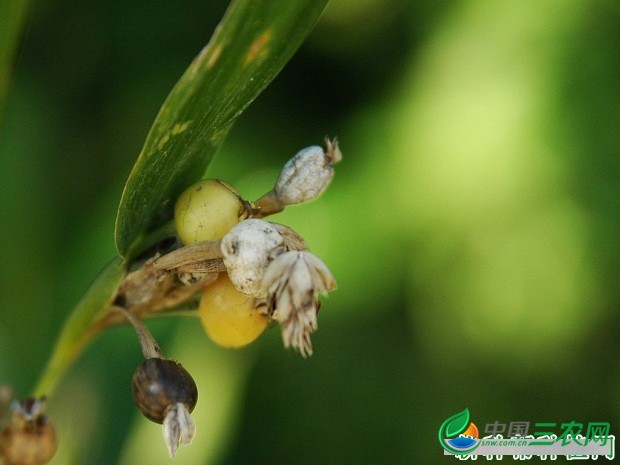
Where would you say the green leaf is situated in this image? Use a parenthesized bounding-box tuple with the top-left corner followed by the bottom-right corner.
(444, 408, 471, 437)
(0, 1, 29, 127)
(33, 257, 126, 397)
(115, 0, 329, 260)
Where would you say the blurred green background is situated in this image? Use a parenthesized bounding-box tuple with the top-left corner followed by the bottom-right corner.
(1, 0, 620, 463)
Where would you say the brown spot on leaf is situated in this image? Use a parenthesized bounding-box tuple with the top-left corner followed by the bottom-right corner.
(245, 31, 272, 65)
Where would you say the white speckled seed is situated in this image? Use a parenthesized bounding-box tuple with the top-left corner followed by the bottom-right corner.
(273, 139, 342, 206)
(220, 219, 285, 297)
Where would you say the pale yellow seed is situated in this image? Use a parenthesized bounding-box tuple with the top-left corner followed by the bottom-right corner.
(174, 179, 243, 245)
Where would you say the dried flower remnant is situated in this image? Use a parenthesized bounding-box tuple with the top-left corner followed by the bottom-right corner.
(260, 251, 337, 357)
(255, 138, 342, 216)
(0, 397, 57, 465)
(163, 402, 196, 459)
(274, 137, 342, 205)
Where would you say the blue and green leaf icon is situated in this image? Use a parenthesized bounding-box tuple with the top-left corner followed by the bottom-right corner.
(438, 408, 480, 455)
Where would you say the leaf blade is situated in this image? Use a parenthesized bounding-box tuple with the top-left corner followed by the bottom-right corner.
(115, 0, 329, 259)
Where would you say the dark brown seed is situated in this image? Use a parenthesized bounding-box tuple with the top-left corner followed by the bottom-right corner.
(131, 358, 198, 424)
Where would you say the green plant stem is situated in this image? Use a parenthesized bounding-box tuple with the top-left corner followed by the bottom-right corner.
(32, 257, 126, 397)
(31, 256, 202, 397)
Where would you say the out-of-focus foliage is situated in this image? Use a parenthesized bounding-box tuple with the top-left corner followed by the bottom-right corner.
(0, 0, 28, 126)
(1, 0, 619, 464)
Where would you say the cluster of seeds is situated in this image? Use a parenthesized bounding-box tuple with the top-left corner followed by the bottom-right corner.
(173, 139, 341, 355)
(1, 139, 342, 463)
(116, 138, 341, 457)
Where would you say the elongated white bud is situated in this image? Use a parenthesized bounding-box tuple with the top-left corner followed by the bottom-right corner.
(273, 138, 342, 206)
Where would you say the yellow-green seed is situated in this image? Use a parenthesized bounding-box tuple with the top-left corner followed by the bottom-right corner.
(174, 179, 244, 245)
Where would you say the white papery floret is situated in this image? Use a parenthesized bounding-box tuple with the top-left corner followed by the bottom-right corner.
(163, 402, 196, 459)
(260, 251, 336, 357)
